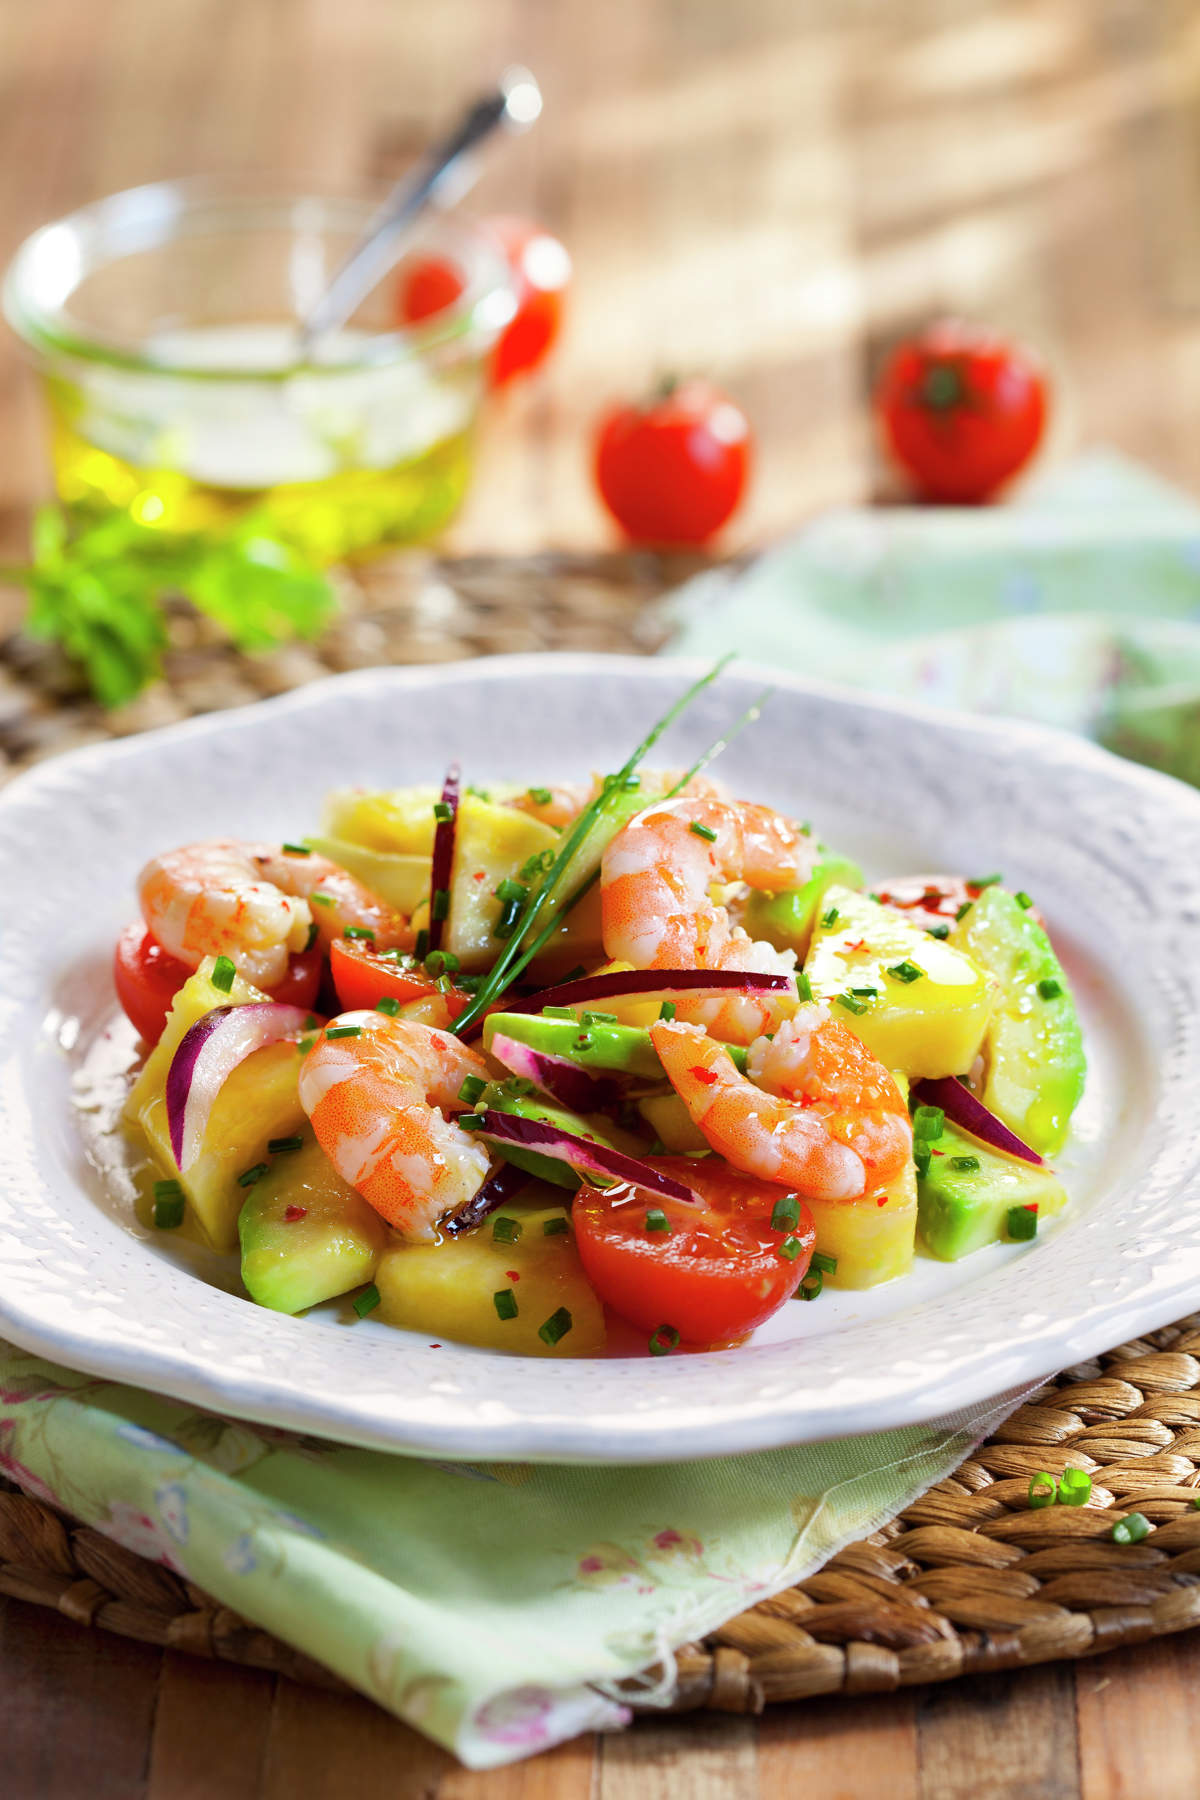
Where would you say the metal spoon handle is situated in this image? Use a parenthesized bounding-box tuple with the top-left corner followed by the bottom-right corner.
(297, 66, 541, 354)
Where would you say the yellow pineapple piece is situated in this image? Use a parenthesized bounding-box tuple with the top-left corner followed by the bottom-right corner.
(803, 1071, 916, 1288)
(804, 886, 994, 1078)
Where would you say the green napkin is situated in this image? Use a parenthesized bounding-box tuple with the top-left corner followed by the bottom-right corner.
(0, 1342, 1029, 1767)
(666, 449, 1200, 782)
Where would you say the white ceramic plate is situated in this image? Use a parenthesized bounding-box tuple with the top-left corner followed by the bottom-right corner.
(1, 655, 1198, 1464)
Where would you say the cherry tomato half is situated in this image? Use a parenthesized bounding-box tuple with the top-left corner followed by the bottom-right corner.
(593, 380, 752, 548)
(329, 937, 471, 1024)
(876, 320, 1047, 504)
(572, 1156, 813, 1348)
(396, 216, 571, 387)
(113, 924, 324, 1046)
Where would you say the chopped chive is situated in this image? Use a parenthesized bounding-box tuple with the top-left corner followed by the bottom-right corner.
(659, 1001, 677, 1021)
(494, 878, 528, 904)
(433, 801, 454, 823)
(424, 950, 460, 978)
(519, 849, 555, 881)
(795, 1267, 824, 1300)
(310, 891, 334, 908)
(528, 786, 554, 805)
(1007, 1204, 1038, 1241)
(1028, 1471, 1057, 1509)
(153, 1193, 185, 1229)
(466, 784, 491, 801)
(267, 1135, 304, 1155)
(581, 1010, 618, 1026)
(644, 1208, 672, 1234)
(493, 1288, 519, 1321)
(297, 1035, 316, 1056)
(154, 1177, 183, 1199)
(543, 1005, 576, 1020)
(538, 1306, 573, 1346)
(955, 901, 973, 922)
(375, 996, 401, 1016)
(304, 920, 319, 952)
(431, 888, 450, 923)
(778, 1235, 804, 1262)
(970, 874, 1002, 890)
(913, 1105, 945, 1142)
(949, 1155, 981, 1172)
(493, 1216, 522, 1244)
(493, 897, 522, 940)
(343, 925, 376, 941)
(353, 1284, 381, 1319)
(458, 1075, 487, 1106)
(689, 821, 718, 842)
(821, 906, 839, 929)
(326, 1025, 362, 1040)
(848, 985, 878, 998)
(887, 961, 924, 984)
(282, 841, 311, 856)
(237, 1162, 268, 1188)
(835, 992, 869, 1016)
(305, 1014, 320, 1029)
(1038, 976, 1063, 1001)
(414, 928, 430, 961)
(211, 954, 236, 993)
(1112, 1512, 1151, 1545)
(796, 970, 814, 1003)
(648, 1323, 681, 1356)
(543, 1216, 570, 1236)
(926, 922, 951, 939)
(811, 1251, 838, 1275)
(770, 1195, 801, 1232)
(1059, 1467, 1093, 1507)
(914, 1143, 932, 1179)
(1015, 891, 1034, 910)
(457, 1113, 486, 1131)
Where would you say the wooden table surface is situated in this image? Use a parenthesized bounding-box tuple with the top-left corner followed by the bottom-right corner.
(5, 1, 1200, 1795)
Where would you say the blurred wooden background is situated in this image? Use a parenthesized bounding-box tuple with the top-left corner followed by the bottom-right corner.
(7, 1, 1200, 1795)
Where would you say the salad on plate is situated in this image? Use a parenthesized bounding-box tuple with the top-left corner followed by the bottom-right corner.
(111, 666, 1086, 1359)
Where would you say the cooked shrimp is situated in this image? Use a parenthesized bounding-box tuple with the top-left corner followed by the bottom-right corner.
(648, 1009, 912, 1201)
(505, 782, 593, 830)
(139, 841, 411, 990)
(601, 796, 818, 1042)
(298, 1012, 493, 1239)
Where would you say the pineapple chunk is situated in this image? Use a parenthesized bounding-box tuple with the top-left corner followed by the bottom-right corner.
(445, 796, 560, 969)
(375, 1199, 606, 1355)
(305, 833, 430, 915)
(804, 886, 994, 1078)
(126, 959, 308, 1253)
(321, 786, 441, 854)
(803, 1072, 916, 1288)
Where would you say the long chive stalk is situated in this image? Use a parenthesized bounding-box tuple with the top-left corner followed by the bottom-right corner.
(663, 687, 774, 798)
(450, 658, 733, 1036)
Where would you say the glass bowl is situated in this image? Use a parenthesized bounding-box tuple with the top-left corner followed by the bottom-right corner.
(3, 179, 516, 562)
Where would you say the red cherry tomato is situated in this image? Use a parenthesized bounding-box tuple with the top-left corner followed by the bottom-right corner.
(113, 924, 324, 1045)
(396, 216, 570, 387)
(329, 937, 470, 1021)
(572, 1156, 813, 1347)
(876, 321, 1047, 503)
(593, 380, 752, 547)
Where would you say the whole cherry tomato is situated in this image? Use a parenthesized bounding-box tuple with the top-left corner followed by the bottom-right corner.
(396, 216, 570, 386)
(113, 924, 324, 1045)
(593, 380, 752, 547)
(572, 1156, 813, 1347)
(876, 321, 1048, 503)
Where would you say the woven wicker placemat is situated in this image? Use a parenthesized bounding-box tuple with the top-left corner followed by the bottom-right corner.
(3, 552, 1199, 1714)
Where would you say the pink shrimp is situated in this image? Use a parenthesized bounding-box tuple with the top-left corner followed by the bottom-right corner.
(139, 841, 412, 990)
(298, 1012, 493, 1239)
(649, 1010, 912, 1201)
(601, 795, 819, 1042)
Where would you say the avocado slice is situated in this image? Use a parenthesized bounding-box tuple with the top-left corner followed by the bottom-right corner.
(916, 1120, 1067, 1261)
(483, 1011, 749, 1079)
(743, 849, 864, 958)
(238, 1135, 389, 1314)
(949, 887, 1085, 1156)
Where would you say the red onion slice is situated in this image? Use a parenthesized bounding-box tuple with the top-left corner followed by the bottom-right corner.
(166, 1002, 312, 1172)
(427, 761, 460, 954)
(476, 1110, 699, 1203)
(495, 967, 794, 1018)
(442, 1162, 530, 1237)
(912, 1076, 1044, 1167)
(488, 1031, 623, 1115)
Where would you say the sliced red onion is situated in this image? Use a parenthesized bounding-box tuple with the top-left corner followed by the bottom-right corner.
(496, 967, 794, 1017)
(442, 1161, 530, 1237)
(477, 1110, 699, 1203)
(427, 761, 460, 954)
(913, 1076, 1044, 1167)
(488, 1031, 623, 1115)
(166, 1002, 312, 1172)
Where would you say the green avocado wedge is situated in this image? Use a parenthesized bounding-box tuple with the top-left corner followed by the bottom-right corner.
(743, 849, 864, 959)
(949, 886, 1086, 1156)
(482, 1011, 749, 1079)
(917, 1121, 1068, 1261)
(238, 1135, 388, 1314)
